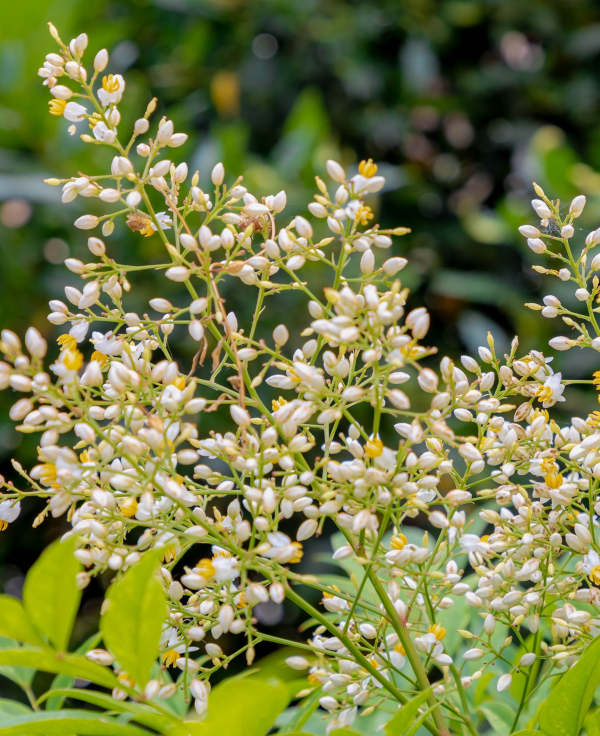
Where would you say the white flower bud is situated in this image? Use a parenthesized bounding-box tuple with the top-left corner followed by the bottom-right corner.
(297, 518, 318, 541)
(497, 674, 512, 692)
(531, 199, 552, 219)
(211, 162, 225, 186)
(93, 49, 109, 72)
(518, 225, 541, 238)
(273, 324, 289, 346)
(548, 336, 572, 351)
(326, 159, 346, 182)
(527, 238, 546, 254)
(561, 224, 574, 238)
(230, 405, 250, 428)
(25, 327, 47, 358)
(74, 215, 99, 230)
(165, 266, 190, 282)
(295, 216, 313, 238)
(569, 195, 586, 217)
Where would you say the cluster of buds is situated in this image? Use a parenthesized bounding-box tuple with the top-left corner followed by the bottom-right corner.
(0, 23, 598, 735)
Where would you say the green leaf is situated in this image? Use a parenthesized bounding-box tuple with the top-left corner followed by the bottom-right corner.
(0, 595, 46, 647)
(0, 698, 31, 715)
(0, 710, 153, 735)
(330, 730, 363, 735)
(45, 631, 102, 711)
(0, 648, 119, 690)
(384, 689, 431, 736)
(538, 635, 600, 736)
(38, 688, 177, 731)
(584, 710, 600, 736)
(182, 672, 291, 736)
(479, 702, 515, 735)
(100, 550, 167, 688)
(22, 535, 82, 650)
(0, 636, 35, 691)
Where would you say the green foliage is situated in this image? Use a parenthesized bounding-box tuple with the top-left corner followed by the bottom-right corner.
(100, 550, 167, 689)
(538, 636, 600, 736)
(22, 535, 81, 650)
(384, 690, 432, 736)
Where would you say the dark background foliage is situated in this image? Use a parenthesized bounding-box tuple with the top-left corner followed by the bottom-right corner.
(1, 0, 600, 665)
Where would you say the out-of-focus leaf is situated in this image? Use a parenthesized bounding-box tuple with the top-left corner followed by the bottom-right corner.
(38, 688, 177, 731)
(182, 670, 291, 736)
(0, 710, 153, 735)
(22, 535, 81, 651)
(0, 637, 35, 691)
(0, 699, 30, 715)
(0, 648, 118, 689)
(0, 596, 45, 647)
(538, 635, 600, 735)
(384, 689, 431, 736)
(44, 631, 102, 711)
(101, 550, 167, 689)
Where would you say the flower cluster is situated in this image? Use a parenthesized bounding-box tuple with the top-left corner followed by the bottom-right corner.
(1, 23, 600, 734)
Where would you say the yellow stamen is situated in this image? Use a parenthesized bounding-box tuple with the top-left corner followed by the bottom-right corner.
(63, 349, 83, 371)
(391, 533, 408, 550)
(272, 396, 287, 411)
(544, 472, 563, 490)
(171, 376, 186, 391)
(91, 350, 108, 366)
(163, 546, 177, 563)
(88, 112, 102, 130)
(48, 98, 67, 116)
(0, 521, 8, 532)
(427, 623, 447, 641)
(140, 221, 154, 237)
(358, 158, 378, 178)
(195, 558, 216, 580)
(590, 565, 600, 586)
(588, 411, 600, 428)
(393, 642, 406, 656)
(161, 649, 179, 668)
(355, 204, 374, 226)
(289, 542, 303, 564)
(57, 333, 77, 351)
(101, 74, 121, 94)
(119, 497, 138, 518)
(535, 385, 553, 404)
(39, 463, 57, 485)
(365, 437, 383, 458)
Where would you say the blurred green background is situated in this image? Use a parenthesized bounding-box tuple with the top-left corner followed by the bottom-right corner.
(1, 0, 600, 662)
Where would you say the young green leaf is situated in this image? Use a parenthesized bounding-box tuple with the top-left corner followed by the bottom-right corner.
(38, 688, 178, 731)
(0, 595, 46, 647)
(100, 550, 167, 689)
(384, 689, 431, 736)
(0, 648, 119, 689)
(22, 535, 82, 651)
(182, 672, 292, 736)
(0, 709, 153, 735)
(538, 635, 600, 736)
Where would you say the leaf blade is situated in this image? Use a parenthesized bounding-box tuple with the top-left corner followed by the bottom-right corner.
(22, 535, 82, 651)
(100, 551, 167, 688)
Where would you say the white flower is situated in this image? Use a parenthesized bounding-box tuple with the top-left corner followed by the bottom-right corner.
(98, 74, 125, 106)
(150, 211, 172, 231)
(460, 534, 489, 556)
(537, 372, 565, 408)
(212, 555, 239, 582)
(64, 101, 87, 122)
(0, 500, 21, 526)
(92, 121, 116, 143)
